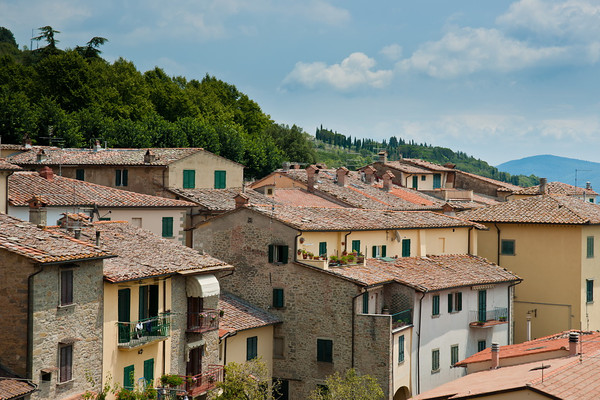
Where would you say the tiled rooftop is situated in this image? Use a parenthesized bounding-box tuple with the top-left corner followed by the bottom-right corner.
(401, 158, 455, 172)
(330, 255, 519, 291)
(0, 213, 112, 263)
(513, 181, 599, 196)
(66, 221, 232, 282)
(218, 293, 281, 336)
(0, 377, 37, 400)
(9, 171, 195, 208)
(455, 170, 523, 192)
(168, 188, 276, 211)
(460, 195, 600, 224)
(379, 161, 432, 174)
(247, 205, 483, 232)
(0, 158, 21, 170)
(272, 188, 344, 208)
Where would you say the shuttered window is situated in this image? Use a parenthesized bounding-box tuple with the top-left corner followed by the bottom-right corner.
(402, 239, 411, 257)
(317, 339, 333, 363)
(124, 365, 135, 390)
(455, 292, 462, 311)
(432, 295, 440, 316)
(214, 170, 226, 189)
(362, 292, 369, 314)
(118, 288, 131, 343)
(144, 358, 154, 385)
(59, 344, 73, 382)
(115, 169, 128, 186)
(183, 170, 196, 189)
(61, 269, 73, 306)
(247, 336, 258, 360)
(478, 340, 487, 352)
(76, 169, 85, 181)
(451, 345, 459, 366)
(588, 236, 594, 258)
(352, 240, 361, 253)
(433, 174, 441, 189)
(162, 217, 173, 238)
(268, 244, 288, 264)
(501, 239, 515, 255)
(319, 242, 327, 257)
(448, 293, 454, 313)
(587, 279, 594, 303)
(412, 176, 418, 189)
(432, 349, 440, 372)
(273, 288, 284, 308)
(398, 335, 405, 363)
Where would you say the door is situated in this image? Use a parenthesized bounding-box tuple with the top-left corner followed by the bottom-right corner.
(118, 288, 131, 343)
(433, 174, 441, 189)
(412, 176, 418, 189)
(187, 297, 204, 330)
(187, 346, 203, 376)
(478, 290, 487, 322)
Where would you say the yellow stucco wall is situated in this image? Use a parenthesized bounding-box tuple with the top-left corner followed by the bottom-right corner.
(580, 226, 600, 331)
(476, 223, 583, 342)
(251, 173, 306, 190)
(401, 173, 446, 191)
(0, 171, 8, 213)
(392, 327, 412, 399)
(105, 208, 188, 244)
(103, 278, 172, 398)
(169, 151, 244, 189)
(223, 326, 274, 377)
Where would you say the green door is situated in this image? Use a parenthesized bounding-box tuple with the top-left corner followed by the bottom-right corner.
(351, 240, 361, 253)
(402, 239, 411, 257)
(478, 290, 487, 322)
(412, 176, 418, 189)
(118, 289, 131, 343)
(144, 359, 154, 385)
(124, 365, 134, 390)
(433, 174, 441, 189)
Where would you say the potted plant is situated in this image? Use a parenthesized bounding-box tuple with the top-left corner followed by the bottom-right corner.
(307, 252, 314, 259)
(160, 374, 184, 388)
(329, 255, 339, 265)
(302, 250, 308, 259)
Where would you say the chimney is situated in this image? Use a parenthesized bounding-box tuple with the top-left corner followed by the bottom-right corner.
(144, 149, 156, 164)
(95, 231, 101, 247)
(382, 170, 395, 192)
(306, 165, 318, 193)
(586, 182, 592, 190)
(234, 193, 249, 209)
(282, 162, 290, 171)
(93, 140, 102, 152)
(36, 149, 47, 163)
(336, 167, 349, 187)
(539, 178, 547, 194)
(364, 166, 376, 184)
(491, 342, 500, 369)
(378, 151, 388, 164)
(444, 163, 456, 169)
(74, 229, 81, 239)
(28, 196, 47, 227)
(39, 166, 54, 181)
(569, 332, 579, 356)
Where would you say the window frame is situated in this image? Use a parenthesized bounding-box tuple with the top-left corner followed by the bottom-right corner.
(431, 348, 440, 372)
(501, 239, 516, 256)
(183, 169, 196, 189)
(402, 239, 411, 257)
(317, 339, 333, 363)
(60, 269, 74, 306)
(214, 170, 226, 189)
(398, 335, 405, 363)
(115, 169, 129, 187)
(273, 288, 285, 308)
(268, 244, 289, 264)
(587, 279, 594, 303)
(478, 340, 487, 352)
(450, 344, 459, 366)
(75, 169, 85, 181)
(162, 217, 174, 238)
(587, 236, 595, 258)
(59, 344, 73, 383)
(318, 242, 327, 257)
(352, 240, 361, 253)
(247, 336, 258, 361)
(432, 294, 440, 316)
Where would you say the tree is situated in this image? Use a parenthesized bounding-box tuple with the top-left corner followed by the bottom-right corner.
(308, 369, 384, 400)
(76, 36, 108, 59)
(210, 359, 277, 400)
(33, 26, 60, 49)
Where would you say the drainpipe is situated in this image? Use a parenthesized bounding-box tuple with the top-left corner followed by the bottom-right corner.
(467, 227, 473, 255)
(416, 291, 426, 395)
(294, 232, 302, 262)
(27, 265, 45, 379)
(344, 231, 352, 254)
(494, 223, 501, 265)
(507, 279, 523, 344)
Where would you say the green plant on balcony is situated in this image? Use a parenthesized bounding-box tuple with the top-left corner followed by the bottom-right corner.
(160, 374, 184, 388)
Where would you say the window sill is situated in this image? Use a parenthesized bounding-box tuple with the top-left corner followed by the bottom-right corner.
(271, 306, 286, 311)
(57, 303, 76, 310)
(431, 314, 440, 318)
(431, 369, 440, 374)
(56, 379, 74, 386)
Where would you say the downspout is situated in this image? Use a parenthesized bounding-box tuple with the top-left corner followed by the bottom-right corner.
(468, 227, 473, 255)
(27, 265, 44, 379)
(494, 223, 501, 265)
(416, 291, 426, 395)
(507, 279, 523, 345)
(344, 231, 352, 254)
(294, 232, 302, 262)
(163, 279, 167, 376)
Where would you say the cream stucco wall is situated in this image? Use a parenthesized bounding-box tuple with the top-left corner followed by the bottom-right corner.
(222, 326, 274, 377)
(0, 171, 9, 213)
(103, 278, 172, 398)
(169, 151, 244, 189)
(401, 173, 446, 191)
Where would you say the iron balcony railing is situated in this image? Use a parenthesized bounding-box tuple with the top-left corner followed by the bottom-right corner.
(176, 365, 224, 397)
(187, 309, 220, 333)
(469, 307, 508, 325)
(391, 309, 413, 329)
(118, 313, 170, 348)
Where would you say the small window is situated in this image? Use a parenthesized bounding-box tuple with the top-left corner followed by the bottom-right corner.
(247, 336, 258, 360)
(183, 170, 196, 189)
(398, 335, 405, 363)
(412, 176, 418, 189)
(268, 245, 289, 264)
(162, 217, 174, 238)
(501, 239, 515, 255)
(61, 269, 73, 306)
(448, 293, 453, 313)
(274, 337, 284, 359)
(317, 339, 333, 363)
(587, 236, 594, 258)
(75, 169, 85, 181)
(371, 245, 387, 258)
(59, 344, 73, 383)
(421, 175, 426, 181)
(478, 340, 487, 352)
(432, 295, 440, 316)
(124, 365, 134, 390)
(214, 170, 226, 189)
(431, 349, 440, 372)
(273, 288, 284, 308)
(319, 242, 327, 257)
(402, 239, 411, 257)
(115, 169, 128, 186)
(587, 279, 594, 303)
(362, 292, 369, 314)
(455, 292, 462, 311)
(451, 344, 459, 366)
(351, 240, 361, 253)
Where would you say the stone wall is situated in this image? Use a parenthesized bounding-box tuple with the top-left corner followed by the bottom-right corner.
(354, 314, 393, 398)
(454, 172, 501, 198)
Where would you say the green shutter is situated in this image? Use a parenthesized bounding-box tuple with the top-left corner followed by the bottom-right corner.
(588, 236, 594, 258)
(456, 292, 462, 311)
(268, 245, 274, 263)
(143, 359, 154, 385)
(432, 295, 440, 316)
(214, 170, 226, 189)
(124, 365, 134, 390)
(115, 169, 122, 186)
(448, 293, 453, 313)
(149, 285, 159, 318)
(247, 336, 258, 360)
(372, 246, 377, 258)
(139, 285, 148, 320)
(433, 174, 441, 189)
(76, 169, 85, 181)
(280, 245, 288, 264)
(478, 290, 487, 322)
(398, 335, 405, 362)
(587, 280, 594, 303)
(183, 170, 196, 189)
(273, 289, 284, 308)
(319, 242, 327, 257)
(451, 345, 459, 365)
(478, 340, 486, 352)
(432, 349, 439, 371)
(162, 217, 173, 237)
(352, 240, 361, 253)
(362, 292, 369, 314)
(402, 239, 411, 257)
(381, 245, 387, 257)
(122, 169, 128, 186)
(412, 175, 418, 189)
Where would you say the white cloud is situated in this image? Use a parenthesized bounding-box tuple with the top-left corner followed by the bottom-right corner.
(0, 0, 92, 28)
(397, 27, 568, 78)
(283, 52, 393, 90)
(380, 44, 403, 60)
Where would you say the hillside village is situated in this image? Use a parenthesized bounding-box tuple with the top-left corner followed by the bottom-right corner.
(1, 143, 600, 400)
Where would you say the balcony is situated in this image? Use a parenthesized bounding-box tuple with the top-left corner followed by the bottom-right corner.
(177, 365, 224, 397)
(118, 313, 170, 349)
(391, 309, 413, 330)
(469, 307, 508, 328)
(187, 309, 220, 333)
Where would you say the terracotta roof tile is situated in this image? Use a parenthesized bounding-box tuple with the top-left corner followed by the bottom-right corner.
(0, 378, 37, 400)
(219, 293, 281, 334)
(329, 255, 519, 291)
(455, 170, 523, 191)
(168, 188, 275, 211)
(272, 188, 343, 207)
(0, 214, 112, 263)
(460, 195, 600, 224)
(0, 159, 21, 171)
(9, 171, 195, 208)
(513, 181, 599, 196)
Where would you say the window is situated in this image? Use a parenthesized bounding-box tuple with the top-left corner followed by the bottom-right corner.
(448, 293, 453, 313)
(274, 337, 284, 359)
(319, 242, 327, 257)
(398, 335, 405, 363)
(432, 295, 440, 316)
(76, 169, 85, 181)
(587, 279, 594, 303)
(402, 239, 411, 257)
(501, 239, 515, 255)
(273, 288, 284, 308)
(123, 365, 135, 390)
(115, 169, 128, 186)
(162, 217, 173, 238)
(60, 269, 73, 306)
(214, 170, 226, 189)
(59, 344, 73, 383)
(268, 244, 289, 264)
(118, 288, 131, 343)
(247, 336, 258, 360)
(351, 240, 361, 253)
(412, 176, 418, 189)
(587, 236, 594, 258)
(362, 292, 369, 314)
(372, 245, 387, 258)
(433, 174, 441, 189)
(431, 349, 440, 372)
(451, 345, 459, 366)
(478, 290, 487, 323)
(143, 358, 154, 385)
(448, 292, 462, 313)
(139, 285, 159, 319)
(317, 339, 333, 363)
(131, 217, 142, 228)
(478, 340, 487, 352)
(421, 175, 426, 181)
(183, 170, 195, 189)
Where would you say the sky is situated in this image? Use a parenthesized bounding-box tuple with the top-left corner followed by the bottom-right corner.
(2, 0, 600, 166)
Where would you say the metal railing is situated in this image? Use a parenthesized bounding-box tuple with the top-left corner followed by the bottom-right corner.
(177, 365, 224, 397)
(118, 313, 170, 347)
(187, 309, 220, 333)
(391, 309, 413, 329)
(469, 307, 508, 324)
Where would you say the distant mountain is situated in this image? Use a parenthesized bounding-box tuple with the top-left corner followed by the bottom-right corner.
(497, 155, 600, 191)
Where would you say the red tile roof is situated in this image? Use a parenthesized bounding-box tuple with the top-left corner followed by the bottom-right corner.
(0, 159, 21, 171)
(0, 213, 112, 264)
(460, 195, 600, 224)
(513, 181, 599, 196)
(167, 188, 276, 211)
(329, 255, 519, 291)
(272, 188, 344, 207)
(455, 170, 523, 192)
(0, 377, 37, 400)
(9, 171, 195, 208)
(219, 293, 281, 335)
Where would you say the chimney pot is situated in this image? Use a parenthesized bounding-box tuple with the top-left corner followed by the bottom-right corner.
(364, 166, 376, 184)
(95, 231, 101, 247)
(491, 342, 500, 369)
(378, 151, 388, 164)
(36, 149, 46, 163)
(28, 196, 47, 227)
(382, 170, 395, 192)
(39, 166, 54, 181)
(306, 165, 318, 193)
(586, 182, 592, 190)
(539, 178, 548, 194)
(569, 332, 579, 356)
(93, 140, 102, 152)
(234, 193, 249, 209)
(336, 167, 349, 187)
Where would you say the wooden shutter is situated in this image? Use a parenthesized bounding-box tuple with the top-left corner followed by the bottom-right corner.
(115, 169, 122, 186)
(144, 358, 154, 384)
(162, 217, 173, 237)
(588, 236, 595, 258)
(268, 244, 274, 263)
(319, 242, 327, 257)
(412, 175, 418, 189)
(247, 336, 258, 360)
(59, 345, 72, 382)
(362, 292, 369, 314)
(448, 293, 453, 313)
(381, 245, 387, 257)
(139, 285, 148, 320)
(214, 170, 226, 189)
(124, 365, 134, 389)
(273, 289, 284, 308)
(398, 335, 404, 362)
(402, 239, 411, 257)
(433, 174, 441, 189)
(280, 245, 289, 264)
(372, 246, 377, 258)
(149, 285, 159, 318)
(61, 270, 73, 305)
(478, 290, 487, 322)
(76, 169, 85, 181)
(456, 292, 462, 311)
(122, 169, 128, 186)
(352, 240, 361, 253)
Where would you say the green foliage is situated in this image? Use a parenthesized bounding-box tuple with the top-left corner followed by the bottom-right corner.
(308, 369, 384, 400)
(210, 359, 277, 400)
(159, 374, 184, 388)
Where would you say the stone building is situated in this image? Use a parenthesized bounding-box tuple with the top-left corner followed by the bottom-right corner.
(0, 213, 112, 400)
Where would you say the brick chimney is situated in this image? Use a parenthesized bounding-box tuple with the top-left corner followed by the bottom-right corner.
(144, 149, 156, 164)
(378, 151, 387, 164)
(364, 166, 376, 184)
(336, 167, 349, 187)
(234, 193, 249, 209)
(39, 166, 54, 181)
(569, 332, 579, 356)
(382, 170, 395, 192)
(306, 165, 318, 193)
(491, 342, 500, 369)
(539, 178, 547, 194)
(28, 195, 47, 227)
